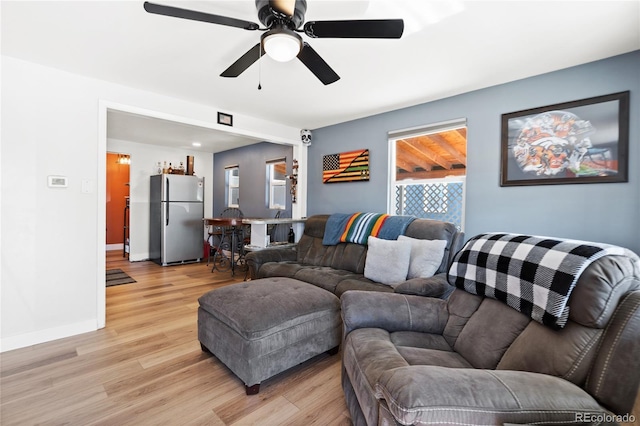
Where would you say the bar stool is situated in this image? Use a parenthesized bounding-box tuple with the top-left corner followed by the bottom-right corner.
(209, 208, 244, 273)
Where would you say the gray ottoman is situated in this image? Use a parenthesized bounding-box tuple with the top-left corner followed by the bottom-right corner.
(197, 277, 341, 395)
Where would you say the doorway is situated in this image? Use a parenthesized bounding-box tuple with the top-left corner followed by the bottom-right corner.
(97, 102, 306, 329)
(106, 152, 130, 257)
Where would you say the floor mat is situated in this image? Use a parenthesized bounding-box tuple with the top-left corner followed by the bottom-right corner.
(106, 269, 137, 287)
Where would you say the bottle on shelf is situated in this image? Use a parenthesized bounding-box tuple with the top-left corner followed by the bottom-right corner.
(156, 161, 162, 174)
(179, 161, 184, 173)
(162, 161, 168, 174)
(168, 162, 173, 174)
(288, 227, 295, 243)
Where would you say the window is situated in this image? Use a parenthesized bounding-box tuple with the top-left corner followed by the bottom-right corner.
(225, 165, 239, 208)
(266, 159, 287, 210)
(389, 119, 467, 230)
(395, 179, 465, 227)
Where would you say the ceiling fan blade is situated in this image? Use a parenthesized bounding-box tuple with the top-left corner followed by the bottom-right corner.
(144, 2, 259, 30)
(269, 0, 296, 17)
(220, 43, 263, 78)
(304, 19, 404, 39)
(297, 43, 340, 85)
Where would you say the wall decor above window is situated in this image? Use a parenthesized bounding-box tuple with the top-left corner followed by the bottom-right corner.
(217, 112, 233, 126)
(501, 91, 629, 186)
(322, 149, 370, 183)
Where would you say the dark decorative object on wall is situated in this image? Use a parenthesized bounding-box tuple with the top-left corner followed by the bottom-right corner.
(287, 159, 299, 203)
(322, 149, 370, 183)
(501, 91, 629, 186)
(218, 112, 233, 126)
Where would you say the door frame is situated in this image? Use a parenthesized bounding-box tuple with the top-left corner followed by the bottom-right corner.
(97, 100, 306, 328)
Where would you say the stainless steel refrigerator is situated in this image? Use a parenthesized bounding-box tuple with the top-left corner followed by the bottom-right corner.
(150, 174, 204, 266)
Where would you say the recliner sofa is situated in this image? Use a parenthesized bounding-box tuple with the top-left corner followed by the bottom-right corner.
(245, 214, 465, 297)
(341, 233, 640, 425)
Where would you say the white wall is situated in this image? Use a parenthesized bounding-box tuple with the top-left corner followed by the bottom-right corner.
(107, 139, 214, 261)
(0, 56, 300, 352)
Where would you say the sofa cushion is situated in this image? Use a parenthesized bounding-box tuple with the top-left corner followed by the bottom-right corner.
(297, 233, 368, 273)
(396, 347, 472, 368)
(335, 278, 394, 297)
(390, 330, 455, 352)
(375, 366, 606, 426)
(442, 289, 483, 348)
(257, 261, 303, 279)
(292, 266, 361, 293)
(453, 297, 531, 369)
(329, 243, 369, 273)
(398, 235, 447, 279)
(497, 320, 602, 386)
(364, 236, 411, 285)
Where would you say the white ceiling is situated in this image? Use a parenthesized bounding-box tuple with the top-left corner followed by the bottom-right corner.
(3, 1, 639, 152)
(106, 110, 264, 152)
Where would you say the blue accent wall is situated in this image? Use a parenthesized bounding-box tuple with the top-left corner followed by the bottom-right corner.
(213, 142, 293, 218)
(308, 51, 640, 253)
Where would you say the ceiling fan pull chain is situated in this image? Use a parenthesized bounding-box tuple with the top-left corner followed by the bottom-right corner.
(258, 43, 263, 90)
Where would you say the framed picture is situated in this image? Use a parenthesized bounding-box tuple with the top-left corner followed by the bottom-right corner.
(322, 149, 370, 183)
(500, 91, 629, 186)
(217, 112, 233, 126)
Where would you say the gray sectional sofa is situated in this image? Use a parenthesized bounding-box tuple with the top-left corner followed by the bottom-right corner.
(245, 214, 465, 297)
(341, 234, 640, 425)
(247, 216, 640, 425)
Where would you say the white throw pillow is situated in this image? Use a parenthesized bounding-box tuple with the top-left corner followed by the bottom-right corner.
(398, 236, 447, 279)
(364, 236, 412, 286)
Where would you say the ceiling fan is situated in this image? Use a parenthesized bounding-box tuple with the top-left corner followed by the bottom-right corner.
(143, 0, 404, 85)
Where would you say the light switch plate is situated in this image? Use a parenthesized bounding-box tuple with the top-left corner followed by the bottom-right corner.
(81, 179, 93, 193)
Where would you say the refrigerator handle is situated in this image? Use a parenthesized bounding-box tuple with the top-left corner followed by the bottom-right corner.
(165, 177, 170, 226)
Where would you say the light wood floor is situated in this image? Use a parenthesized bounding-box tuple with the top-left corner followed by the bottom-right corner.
(3, 253, 638, 426)
(0, 251, 352, 425)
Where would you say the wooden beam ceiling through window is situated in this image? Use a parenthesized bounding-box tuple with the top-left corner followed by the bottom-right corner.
(395, 128, 467, 180)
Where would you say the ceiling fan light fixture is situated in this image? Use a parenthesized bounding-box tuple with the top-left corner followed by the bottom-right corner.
(262, 29, 302, 62)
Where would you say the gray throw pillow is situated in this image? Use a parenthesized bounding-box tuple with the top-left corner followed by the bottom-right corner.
(398, 236, 447, 278)
(364, 236, 411, 286)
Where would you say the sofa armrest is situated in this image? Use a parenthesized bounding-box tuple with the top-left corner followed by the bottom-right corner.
(245, 247, 298, 279)
(393, 273, 454, 298)
(375, 366, 608, 426)
(341, 290, 448, 337)
(586, 290, 640, 415)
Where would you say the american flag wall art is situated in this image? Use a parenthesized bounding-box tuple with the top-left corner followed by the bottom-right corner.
(322, 149, 370, 183)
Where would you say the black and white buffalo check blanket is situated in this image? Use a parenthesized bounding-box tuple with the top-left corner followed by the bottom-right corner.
(448, 233, 639, 329)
